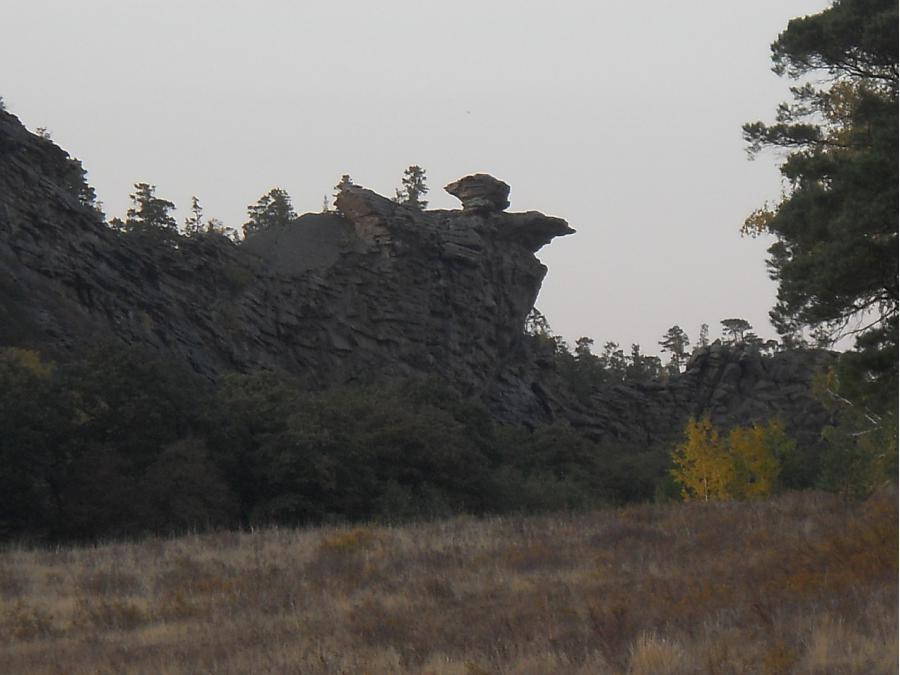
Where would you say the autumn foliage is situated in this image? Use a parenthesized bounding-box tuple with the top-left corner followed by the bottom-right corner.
(671, 416, 791, 501)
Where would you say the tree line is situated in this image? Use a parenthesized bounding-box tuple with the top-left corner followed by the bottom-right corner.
(17, 118, 430, 241)
(92, 165, 432, 243)
(0, 343, 675, 543)
(527, 308, 792, 402)
(3, 338, 890, 543)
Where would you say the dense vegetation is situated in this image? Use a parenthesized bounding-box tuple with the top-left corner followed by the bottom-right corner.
(0, 343, 680, 542)
(4, 337, 893, 543)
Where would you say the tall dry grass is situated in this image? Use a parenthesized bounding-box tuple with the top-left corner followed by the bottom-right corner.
(0, 490, 896, 674)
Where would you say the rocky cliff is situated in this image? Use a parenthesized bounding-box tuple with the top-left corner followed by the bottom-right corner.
(0, 109, 830, 447)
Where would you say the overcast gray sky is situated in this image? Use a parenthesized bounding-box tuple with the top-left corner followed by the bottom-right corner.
(2, 0, 830, 355)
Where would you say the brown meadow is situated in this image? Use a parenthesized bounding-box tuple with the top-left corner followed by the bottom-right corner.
(0, 491, 896, 674)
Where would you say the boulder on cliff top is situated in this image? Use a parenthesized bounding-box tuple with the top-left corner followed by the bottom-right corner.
(444, 174, 511, 212)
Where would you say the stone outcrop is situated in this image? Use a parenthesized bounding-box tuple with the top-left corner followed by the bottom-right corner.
(444, 174, 511, 212)
(568, 344, 834, 448)
(0, 110, 572, 403)
(0, 109, 830, 448)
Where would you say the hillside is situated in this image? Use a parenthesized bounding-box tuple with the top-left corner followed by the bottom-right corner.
(0, 108, 831, 447)
(1, 491, 896, 674)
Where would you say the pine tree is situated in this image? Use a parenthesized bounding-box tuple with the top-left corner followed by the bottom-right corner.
(625, 344, 662, 382)
(574, 336, 594, 361)
(698, 323, 710, 348)
(524, 307, 551, 336)
(205, 218, 240, 242)
(395, 165, 429, 210)
(720, 318, 752, 344)
(184, 196, 204, 235)
(125, 183, 177, 234)
(659, 325, 691, 373)
(62, 157, 100, 214)
(742, 0, 898, 391)
(243, 188, 296, 238)
(333, 174, 354, 213)
(598, 342, 627, 382)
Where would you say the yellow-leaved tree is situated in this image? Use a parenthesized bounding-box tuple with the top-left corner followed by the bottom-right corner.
(727, 421, 788, 499)
(671, 416, 790, 501)
(670, 416, 734, 501)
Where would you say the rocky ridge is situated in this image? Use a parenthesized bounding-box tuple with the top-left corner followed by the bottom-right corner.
(0, 109, 830, 447)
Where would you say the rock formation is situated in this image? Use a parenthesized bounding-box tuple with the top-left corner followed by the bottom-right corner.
(444, 174, 511, 212)
(570, 344, 833, 448)
(0, 108, 830, 448)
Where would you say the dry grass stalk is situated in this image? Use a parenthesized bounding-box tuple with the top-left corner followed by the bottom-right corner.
(0, 491, 895, 673)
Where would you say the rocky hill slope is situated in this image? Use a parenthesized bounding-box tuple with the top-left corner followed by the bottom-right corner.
(0, 109, 831, 446)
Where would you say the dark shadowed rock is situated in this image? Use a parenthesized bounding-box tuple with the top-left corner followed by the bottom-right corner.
(241, 213, 355, 274)
(499, 212, 576, 252)
(564, 344, 835, 448)
(445, 174, 511, 212)
(0, 109, 829, 449)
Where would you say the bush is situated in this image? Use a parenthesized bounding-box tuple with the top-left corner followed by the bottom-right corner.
(212, 376, 500, 524)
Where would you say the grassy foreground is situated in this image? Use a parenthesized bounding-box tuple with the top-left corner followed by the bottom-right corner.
(0, 491, 896, 674)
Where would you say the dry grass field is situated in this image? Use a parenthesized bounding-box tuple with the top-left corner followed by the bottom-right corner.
(0, 491, 896, 674)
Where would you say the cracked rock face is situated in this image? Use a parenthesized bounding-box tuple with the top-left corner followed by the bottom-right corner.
(0, 109, 829, 446)
(0, 109, 574, 419)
